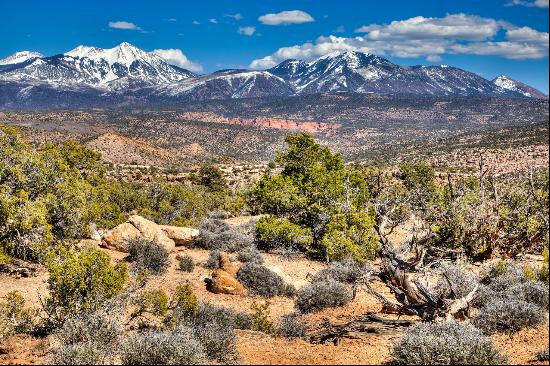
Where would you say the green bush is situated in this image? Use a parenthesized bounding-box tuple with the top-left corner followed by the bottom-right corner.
(45, 246, 127, 318)
(391, 321, 507, 365)
(250, 134, 378, 262)
(319, 212, 379, 262)
(251, 301, 274, 333)
(173, 284, 199, 318)
(0, 291, 36, 337)
(255, 216, 313, 253)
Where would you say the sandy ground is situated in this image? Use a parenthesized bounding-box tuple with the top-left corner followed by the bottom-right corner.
(1, 237, 549, 365)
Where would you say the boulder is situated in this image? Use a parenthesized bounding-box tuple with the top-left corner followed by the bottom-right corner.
(128, 215, 175, 253)
(219, 253, 241, 277)
(101, 222, 141, 252)
(205, 269, 245, 295)
(160, 225, 199, 246)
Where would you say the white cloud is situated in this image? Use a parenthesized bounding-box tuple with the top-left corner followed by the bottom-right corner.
(238, 26, 256, 36)
(209, 18, 218, 24)
(151, 49, 203, 73)
(108, 21, 142, 30)
(250, 13, 549, 68)
(225, 13, 243, 20)
(355, 14, 500, 41)
(258, 10, 314, 26)
(507, 0, 549, 7)
(192, 20, 200, 25)
(426, 54, 442, 62)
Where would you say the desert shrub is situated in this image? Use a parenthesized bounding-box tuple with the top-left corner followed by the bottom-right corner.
(127, 237, 169, 275)
(188, 303, 251, 330)
(138, 289, 170, 317)
(207, 210, 231, 219)
(196, 219, 253, 252)
(391, 320, 506, 365)
(0, 291, 36, 337)
(192, 321, 239, 364)
(173, 284, 199, 317)
(536, 347, 549, 361)
(473, 299, 545, 334)
(237, 263, 295, 297)
(205, 250, 221, 269)
(120, 327, 207, 365)
(50, 342, 108, 365)
(179, 255, 195, 272)
(55, 312, 120, 346)
(236, 247, 264, 264)
(251, 301, 274, 334)
(45, 246, 127, 318)
(507, 281, 549, 309)
(277, 313, 306, 338)
(295, 279, 352, 313)
(255, 216, 313, 253)
(311, 259, 371, 285)
(173, 302, 245, 363)
(434, 263, 478, 299)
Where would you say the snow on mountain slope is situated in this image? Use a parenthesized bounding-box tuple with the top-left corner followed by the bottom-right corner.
(0, 51, 44, 65)
(493, 75, 547, 99)
(0, 42, 195, 89)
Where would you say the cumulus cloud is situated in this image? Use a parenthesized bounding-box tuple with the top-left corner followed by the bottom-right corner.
(108, 21, 142, 30)
(151, 49, 203, 73)
(355, 14, 500, 41)
(507, 0, 548, 7)
(209, 18, 218, 24)
(249, 13, 548, 68)
(258, 10, 314, 25)
(238, 26, 256, 36)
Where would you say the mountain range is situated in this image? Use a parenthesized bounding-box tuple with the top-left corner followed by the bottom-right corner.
(0, 42, 546, 109)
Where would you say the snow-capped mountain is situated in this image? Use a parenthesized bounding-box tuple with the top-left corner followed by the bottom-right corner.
(492, 75, 547, 99)
(268, 51, 529, 97)
(0, 45, 546, 109)
(0, 42, 195, 89)
(0, 51, 43, 66)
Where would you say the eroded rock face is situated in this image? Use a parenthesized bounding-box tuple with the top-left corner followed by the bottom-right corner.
(128, 215, 175, 253)
(101, 222, 141, 252)
(160, 225, 199, 246)
(205, 269, 245, 295)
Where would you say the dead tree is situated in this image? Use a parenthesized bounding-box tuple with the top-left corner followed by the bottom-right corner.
(307, 313, 415, 345)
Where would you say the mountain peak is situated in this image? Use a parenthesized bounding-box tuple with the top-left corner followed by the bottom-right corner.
(492, 75, 547, 99)
(0, 51, 43, 66)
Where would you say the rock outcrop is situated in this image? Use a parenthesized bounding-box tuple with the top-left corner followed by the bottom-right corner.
(128, 215, 175, 253)
(101, 222, 142, 252)
(159, 225, 200, 246)
(100, 215, 198, 253)
(205, 269, 246, 295)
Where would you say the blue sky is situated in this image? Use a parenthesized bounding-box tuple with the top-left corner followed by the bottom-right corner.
(1, 0, 548, 92)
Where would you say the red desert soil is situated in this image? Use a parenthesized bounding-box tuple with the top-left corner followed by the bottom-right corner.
(0, 218, 548, 365)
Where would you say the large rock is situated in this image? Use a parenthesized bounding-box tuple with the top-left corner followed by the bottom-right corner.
(160, 225, 199, 246)
(205, 269, 245, 295)
(101, 222, 141, 252)
(128, 215, 175, 253)
(219, 253, 241, 277)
